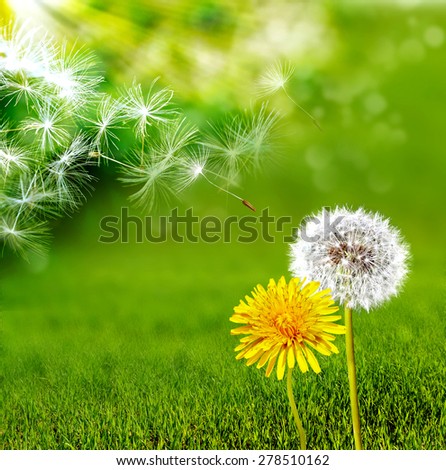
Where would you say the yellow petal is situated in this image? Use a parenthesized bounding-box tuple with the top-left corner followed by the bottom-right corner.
(230, 326, 252, 335)
(257, 349, 273, 369)
(301, 281, 319, 297)
(323, 324, 347, 334)
(265, 352, 279, 377)
(303, 345, 321, 373)
(294, 344, 309, 373)
(246, 349, 265, 366)
(276, 347, 287, 380)
(235, 338, 263, 359)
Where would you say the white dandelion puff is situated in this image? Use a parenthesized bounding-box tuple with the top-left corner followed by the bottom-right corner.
(289, 206, 410, 311)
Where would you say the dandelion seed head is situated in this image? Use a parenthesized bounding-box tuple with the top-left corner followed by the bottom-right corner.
(289, 207, 410, 311)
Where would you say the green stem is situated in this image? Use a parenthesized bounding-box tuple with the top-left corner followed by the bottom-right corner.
(286, 367, 306, 450)
(345, 306, 363, 450)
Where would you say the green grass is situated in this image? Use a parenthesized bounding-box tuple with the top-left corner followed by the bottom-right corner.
(1, 235, 445, 450)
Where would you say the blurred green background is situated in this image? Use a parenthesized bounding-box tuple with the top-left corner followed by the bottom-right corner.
(1, 0, 445, 450)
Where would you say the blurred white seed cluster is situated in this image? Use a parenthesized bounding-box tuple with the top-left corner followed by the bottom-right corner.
(0, 24, 280, 259)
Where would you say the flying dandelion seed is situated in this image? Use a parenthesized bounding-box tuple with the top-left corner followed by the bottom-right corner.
(244, 104, 280, 170)
(175, 147, 257, 211)
(0, 215, 51, 258)
(87, 94, 124, 151)
(24, 102, 70, 151)
(0, 138, 32, 175)
(152, 117, 198, 162)
(257, 61, 320, 130)
(175, 147, 209, 192)
(44, 45, 102, 104)
(204, 115, 254, 180)
(231, 276, 345, 449)
(0, 72, 43, 106)
(1, 173, 55, 218)
(0, 23, 51, 77)
(256, 61, 295, 98)
(119, 157, 179, 211)
(122, 79, 177, 138)
(46, 136, 94, 211)
(203, 105, 280, 179)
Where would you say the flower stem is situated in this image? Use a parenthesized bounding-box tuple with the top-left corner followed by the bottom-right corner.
(344, 306, 363, 450)
(286, 367, 306, 450)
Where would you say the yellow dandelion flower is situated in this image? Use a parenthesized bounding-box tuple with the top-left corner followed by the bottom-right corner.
(230, 276, 345, 380)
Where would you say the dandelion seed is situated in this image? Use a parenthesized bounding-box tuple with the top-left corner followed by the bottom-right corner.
(257, 61, 320, 130)
(0, 173, 56, 218)
(204, 106, 280, 179)
(45, 136, 93, 211)
(123, 79, 177, 138)
(44, 44, 101, 103)
(176, 147, 256, 211)
(256, 61, 295, 98)
(0, 72, 43, 106)
(244, 104, 280, 169)
(0, 215, 51, 258)
(0, 23, 50, 76)
(204, 115, 252, 180)
(24, 102, 70, 151)
(175, 147, 209, 192)
(153, 117, 198, 162)
(87, 94, 123, 151)
(119, 157, 178, 211)
(0, 138, 31, 175)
